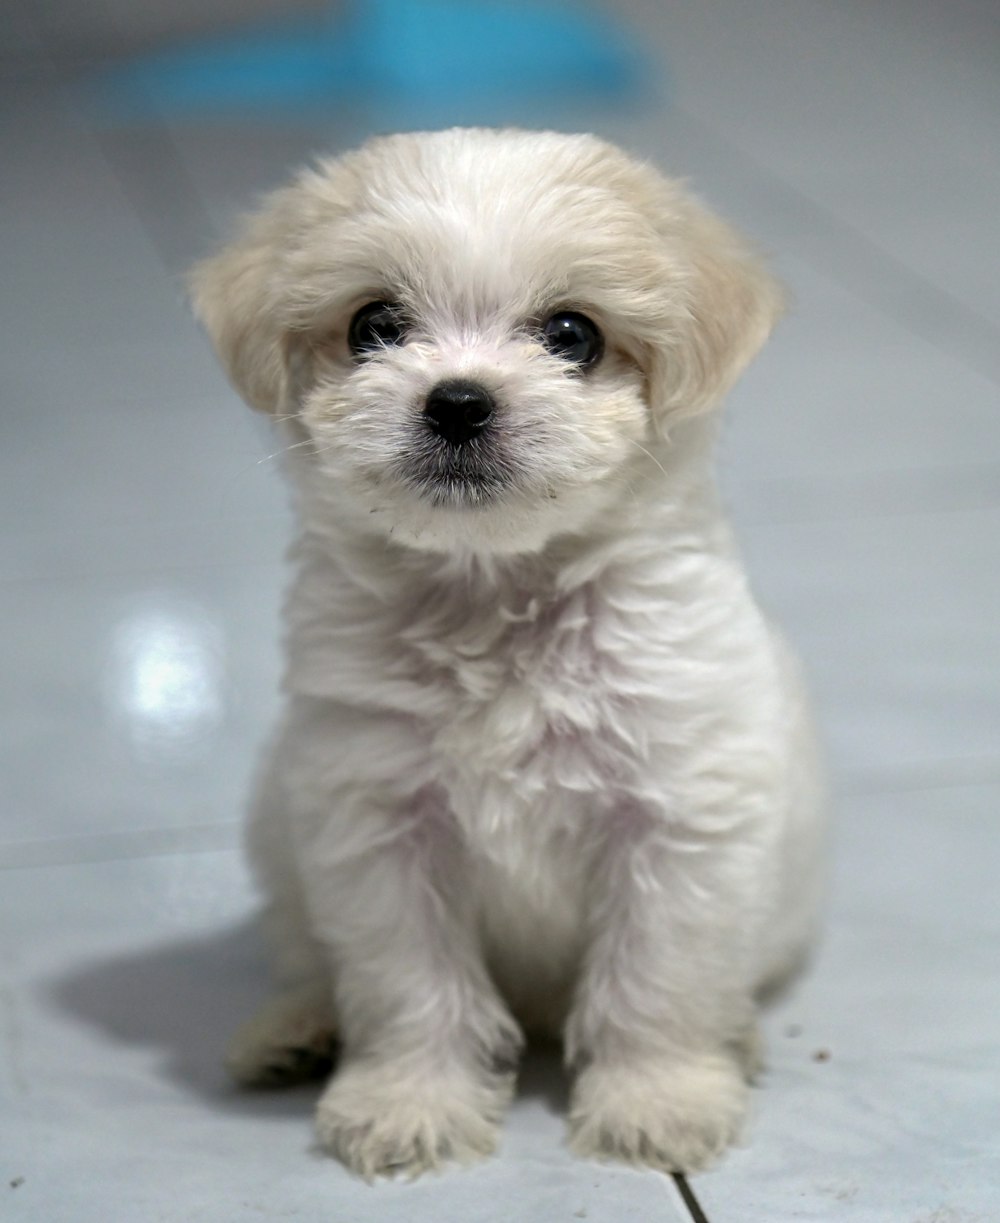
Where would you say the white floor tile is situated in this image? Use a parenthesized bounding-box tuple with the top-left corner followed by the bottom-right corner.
(720, 257, 1000, 491)
(738, 505, 1000, 786)
(0, 381, 287, 575)
(625, 0, 1000, 331)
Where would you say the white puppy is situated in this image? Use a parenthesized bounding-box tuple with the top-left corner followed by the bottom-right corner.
(192, 127, 825, 1180)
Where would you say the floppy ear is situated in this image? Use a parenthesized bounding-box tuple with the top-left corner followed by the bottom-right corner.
(649, 199, 785, 424)
(189, 195, 295, 414)
(191, 153, 363, 413)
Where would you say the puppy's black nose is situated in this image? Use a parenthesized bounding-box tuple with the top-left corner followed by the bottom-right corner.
(423, 380, 494, 447)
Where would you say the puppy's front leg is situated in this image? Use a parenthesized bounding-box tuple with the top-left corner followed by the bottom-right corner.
(293, 742, 522, 1178)
(566, 810, 762, 1174)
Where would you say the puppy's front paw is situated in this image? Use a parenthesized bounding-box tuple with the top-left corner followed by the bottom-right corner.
(226, 985, 336, 1088)
(315, 1059, 512, 1179)
(569, 1053, 748, 1174)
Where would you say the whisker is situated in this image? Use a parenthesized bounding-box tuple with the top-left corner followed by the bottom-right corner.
(627, 438, 669, 480)
(256, 436, 340, 466)
(256, 443, 307, 466)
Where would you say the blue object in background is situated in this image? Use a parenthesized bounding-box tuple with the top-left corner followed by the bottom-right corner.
(93, 0, 649, 127)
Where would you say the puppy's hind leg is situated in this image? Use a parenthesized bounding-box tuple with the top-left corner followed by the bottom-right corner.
(226, 981, 336, 1088)
(227, 724, 336, 1088)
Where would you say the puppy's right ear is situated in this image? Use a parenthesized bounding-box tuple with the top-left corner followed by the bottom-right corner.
(189, 192, 296, 414)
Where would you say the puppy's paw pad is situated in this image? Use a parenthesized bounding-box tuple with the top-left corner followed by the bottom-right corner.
(569, 1054, 748, 1174)
(226, 987, 336, 1088)
(315, 1062, 509, 1179)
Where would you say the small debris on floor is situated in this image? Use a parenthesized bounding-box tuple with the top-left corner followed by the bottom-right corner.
(10, 1177, 25, 1190)
(812, 1048, 832, 1062)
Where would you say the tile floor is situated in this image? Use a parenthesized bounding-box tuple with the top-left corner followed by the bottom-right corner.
(2, 2, 999, 1219)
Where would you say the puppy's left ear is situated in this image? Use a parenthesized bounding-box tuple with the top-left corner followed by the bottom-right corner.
(188, 188, 300, 414)
(650, 200, 785, 423)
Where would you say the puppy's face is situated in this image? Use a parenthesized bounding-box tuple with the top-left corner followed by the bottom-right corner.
(193, 129, 782, 555)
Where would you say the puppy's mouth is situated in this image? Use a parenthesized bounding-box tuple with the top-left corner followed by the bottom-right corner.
(396, 431, 516, 508)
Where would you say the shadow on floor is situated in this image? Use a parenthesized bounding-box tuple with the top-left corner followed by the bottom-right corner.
(50, 919, 571, 1119)
(50, 919, 315, 1118)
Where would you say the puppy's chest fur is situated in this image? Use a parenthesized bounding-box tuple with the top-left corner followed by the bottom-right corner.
(288, 549, 659, 861)
(417, 588, 640, 828)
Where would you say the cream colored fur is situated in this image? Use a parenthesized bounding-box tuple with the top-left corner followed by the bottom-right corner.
(191, 128, 826, 1179)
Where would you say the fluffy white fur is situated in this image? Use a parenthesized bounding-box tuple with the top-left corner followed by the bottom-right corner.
(191, 128, 826, 1179)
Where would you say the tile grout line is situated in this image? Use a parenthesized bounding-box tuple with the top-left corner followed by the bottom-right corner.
(673, 1173, 712, 1223)
(93, 116, 221, 274)
(0, 822, 241, 872)
(724, 458, 1000, 526)
(838, 756, 1000, 797)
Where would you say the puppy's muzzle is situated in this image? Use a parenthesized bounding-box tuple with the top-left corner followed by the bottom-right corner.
(424, 379, 495, 447)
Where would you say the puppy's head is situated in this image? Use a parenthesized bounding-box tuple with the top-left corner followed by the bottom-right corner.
(192, 129, 781, 555)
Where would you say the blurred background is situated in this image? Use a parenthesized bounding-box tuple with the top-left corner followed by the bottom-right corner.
(2, 2, 998, 1221)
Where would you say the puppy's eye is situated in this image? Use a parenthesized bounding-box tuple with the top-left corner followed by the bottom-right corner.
(540, 311, 603, 368)
(348, 301, 407, 356)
